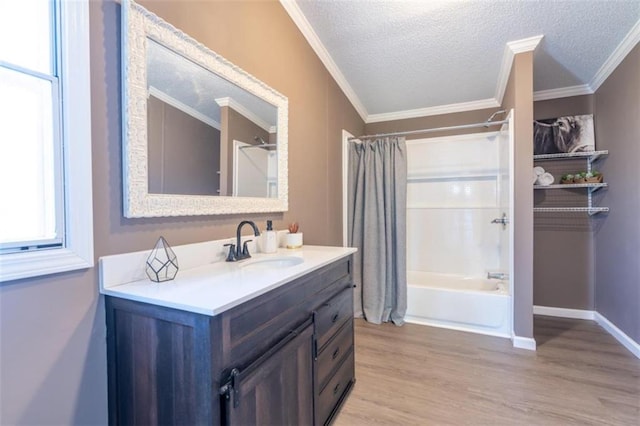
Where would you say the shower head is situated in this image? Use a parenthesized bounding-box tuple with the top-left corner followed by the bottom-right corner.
(485, 110, 506, 127)
(254, 136, 268, 145)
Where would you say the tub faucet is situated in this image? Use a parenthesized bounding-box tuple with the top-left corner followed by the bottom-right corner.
(225, 220, 260, 262)
(487, 272, 508, 280)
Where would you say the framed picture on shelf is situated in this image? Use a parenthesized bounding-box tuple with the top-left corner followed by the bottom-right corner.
(533, 114, 595, 155)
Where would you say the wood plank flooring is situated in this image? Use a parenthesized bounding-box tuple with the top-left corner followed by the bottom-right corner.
(334, 316, 640, 425)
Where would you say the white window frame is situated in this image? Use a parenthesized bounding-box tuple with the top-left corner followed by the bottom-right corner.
(0, 0, 93, 282)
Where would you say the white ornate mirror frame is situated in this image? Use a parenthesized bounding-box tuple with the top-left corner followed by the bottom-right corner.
(122, 0, 288, 217)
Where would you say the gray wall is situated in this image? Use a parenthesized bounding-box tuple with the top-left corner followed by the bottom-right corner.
(219, 106, 271, 196)
(594, 44, 640, 343)
(0, 1, 365, 424)
(531, 44, 640, 348)
(148, 95, 221, 195)
(533, 95, 596, 309)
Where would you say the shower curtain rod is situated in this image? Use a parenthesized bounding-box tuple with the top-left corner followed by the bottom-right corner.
(348, 118, 509, 141)
(239, 143, 277, 149)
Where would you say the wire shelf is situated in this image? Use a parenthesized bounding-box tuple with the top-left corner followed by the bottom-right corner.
(533, 150, 608, 162)
(533, 207, 609, 216)
(533, 183, 607, 193)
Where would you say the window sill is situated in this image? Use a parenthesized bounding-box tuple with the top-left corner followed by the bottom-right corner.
(0, 247, 93, 282)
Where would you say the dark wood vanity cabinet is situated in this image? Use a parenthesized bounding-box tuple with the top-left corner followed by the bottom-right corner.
(105, 255, 355, 425)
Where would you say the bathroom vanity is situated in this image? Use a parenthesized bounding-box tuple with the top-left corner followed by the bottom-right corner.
(100, 243, 356, 425)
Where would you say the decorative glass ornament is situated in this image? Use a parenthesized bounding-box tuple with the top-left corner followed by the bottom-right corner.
(145, 236, 179, 282)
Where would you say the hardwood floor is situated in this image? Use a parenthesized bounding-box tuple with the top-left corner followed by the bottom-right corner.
(334, 316, 640, 425)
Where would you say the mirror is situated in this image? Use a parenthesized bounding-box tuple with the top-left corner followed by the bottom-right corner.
(122, 0, 288, 217)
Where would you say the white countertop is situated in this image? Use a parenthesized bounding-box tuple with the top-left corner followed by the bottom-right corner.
(100, 245, 356, 316)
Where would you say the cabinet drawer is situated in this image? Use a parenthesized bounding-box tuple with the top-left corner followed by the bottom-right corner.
(316, 319, 353, 391)
(315, 286, 353, 350)
(316, 349, 354, 426)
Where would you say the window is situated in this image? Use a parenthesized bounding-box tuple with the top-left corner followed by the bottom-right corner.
(0, 0, 93, 282)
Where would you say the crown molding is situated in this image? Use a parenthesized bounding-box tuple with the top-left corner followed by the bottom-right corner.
(507, 35, 544, 54)
(279, 0, 368, 121)
(366, 98, 500, 123)
(494, 43, 516, 106)
(149, 86, 221, 130)
(590, 19, 640, 91)
(215, 96, 272, 132)
(495, 35, 544, 105)
(533, 84, 593, 101)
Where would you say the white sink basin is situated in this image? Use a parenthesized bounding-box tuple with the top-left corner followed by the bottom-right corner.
(241, 256, 304, 270)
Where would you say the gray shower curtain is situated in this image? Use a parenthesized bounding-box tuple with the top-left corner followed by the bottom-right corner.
(348, 137, 407, 325)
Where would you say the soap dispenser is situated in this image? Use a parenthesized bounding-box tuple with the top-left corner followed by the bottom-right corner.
(262, 220, 278, 253)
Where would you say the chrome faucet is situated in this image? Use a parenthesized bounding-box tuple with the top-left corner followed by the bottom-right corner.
(487, 272, 509, 280)
(225, 221, 261, 262)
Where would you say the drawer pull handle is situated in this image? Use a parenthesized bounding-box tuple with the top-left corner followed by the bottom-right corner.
(331, 313, 339, 323)
(333, 382, 341, 396)
(332, 347, 340, 360)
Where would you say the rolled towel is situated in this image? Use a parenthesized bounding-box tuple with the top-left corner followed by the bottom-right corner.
(533, 166, 545, 185)
(537, 172, 555, 186)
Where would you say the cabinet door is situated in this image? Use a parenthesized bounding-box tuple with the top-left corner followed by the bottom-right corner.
(222, 319, 314, 426)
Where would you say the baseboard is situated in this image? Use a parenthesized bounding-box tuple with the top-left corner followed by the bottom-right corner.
(594, 312, 640, 359)
(533, 306, 639, 360)
(533, 305, 595, 320)
(512, 335, 537, 351)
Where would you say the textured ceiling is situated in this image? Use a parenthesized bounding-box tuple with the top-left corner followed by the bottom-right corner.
(147, 39, 277, 129)
(289, 0, 640, 121)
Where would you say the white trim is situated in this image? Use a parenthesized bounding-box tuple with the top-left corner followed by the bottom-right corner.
(0, 0, 94, 282)
(533, 84, 593, 101)
(506, 111, 515, 338)
(279, 0, 368, 122)
(122, 0, 288, 217)
(532, 306, 639, 359)
(594, 312, 640, 359)
(590, 19, 640, 91)
(366, 98, 500, 123)
(215, 96, 272, 133)
(495, 35, 544, 105)
(533, 305, 595, 320)
(494, 43, 515, 106)
(341, 130, 353, 247)
(512, 334, 537, 351)
(507, 35, 544, 55)
(148, 86, 221, 130)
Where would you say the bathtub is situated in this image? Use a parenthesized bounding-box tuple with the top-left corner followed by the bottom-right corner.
(405, 271, 511, 337)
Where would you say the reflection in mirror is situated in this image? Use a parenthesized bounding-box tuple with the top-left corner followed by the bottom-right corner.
(146, 40, 278, 197)
(122, 0, 288, 217)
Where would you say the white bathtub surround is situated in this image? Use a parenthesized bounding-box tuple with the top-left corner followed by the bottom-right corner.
(405, 271, 511, 337)
(99, 239, 356, 316)
(405, 129, 515, 341)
